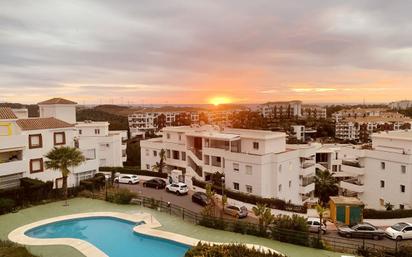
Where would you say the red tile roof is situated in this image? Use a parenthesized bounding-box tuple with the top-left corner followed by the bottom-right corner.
(38, 98, 77, 105)
(17, 117, 74, 130)
(0, 107, 17, 119)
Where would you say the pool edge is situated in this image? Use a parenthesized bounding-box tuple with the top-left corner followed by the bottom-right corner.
(8, 211, 284, 257)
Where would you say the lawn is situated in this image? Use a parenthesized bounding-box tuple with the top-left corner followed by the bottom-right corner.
(0, 198, 343, 257)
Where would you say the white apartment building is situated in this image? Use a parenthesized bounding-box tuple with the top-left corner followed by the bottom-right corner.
(0, 98, 126, 190)
(141, 125, 318, 205)
(332, 108, 387, 123)
(128, 111, 199, 137)
(302, 105, 327, 119)
(291, 125, 317, 142)
(337, 130, 412, 210)
(389, 100, 412, 110)
(259, 101, 302, 119)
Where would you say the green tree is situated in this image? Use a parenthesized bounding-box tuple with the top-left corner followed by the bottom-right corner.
(44, 146, 85, 205)
(202, 184, 217, 217)
(314, 170, 338, 206)
(252, 203, 274, 234)
(152, 149, 167, 173)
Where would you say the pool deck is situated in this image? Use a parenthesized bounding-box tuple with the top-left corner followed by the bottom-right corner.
(9, 211, 283, 257)
(0, 198, 345, 257)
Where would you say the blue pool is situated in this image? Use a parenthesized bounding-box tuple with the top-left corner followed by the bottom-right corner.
(25, 217, 190, 257)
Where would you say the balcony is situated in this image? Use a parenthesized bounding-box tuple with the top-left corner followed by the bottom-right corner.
(340, 180, 364, 193)
(299, 182, 315, 194)
(0, 160, 25, 177)
(0, 135, 25, 150)
(341, 164, 365, 176)
(300, 163, 315, 177)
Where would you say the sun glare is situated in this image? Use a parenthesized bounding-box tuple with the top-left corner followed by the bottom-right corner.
(209, 97, 232, 106)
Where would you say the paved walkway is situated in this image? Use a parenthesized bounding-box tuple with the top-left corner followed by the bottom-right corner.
(0, 198, 343, 257)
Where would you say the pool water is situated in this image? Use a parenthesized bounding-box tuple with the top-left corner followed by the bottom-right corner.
(25, 217, 190, 257)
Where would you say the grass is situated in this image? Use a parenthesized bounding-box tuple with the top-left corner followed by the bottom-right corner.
(0, 198, 343, 257)
(0, 240, 40, 257)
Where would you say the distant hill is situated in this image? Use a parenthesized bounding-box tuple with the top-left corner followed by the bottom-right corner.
(76, 108, 128, 130)
(0, 103, 39, 117)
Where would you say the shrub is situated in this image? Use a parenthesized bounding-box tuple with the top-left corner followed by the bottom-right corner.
(363, 208, 412, 219)
(99, 166, 168, 179)
(107, 188, 137, 204)
(233, 220, 247, 234)
(78, 190, 95, 199)
(79, 174, 106, 191)
(270, 215, 309, 246)
(20, 178, 53, 203)
(0, 240, 40, 257)
(198, 215, 226, 230)
(0, 198, 15, 214)
(192, 179, 306, 213)
(185, 243, 285, 257)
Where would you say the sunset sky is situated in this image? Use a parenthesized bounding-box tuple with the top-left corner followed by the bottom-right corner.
(1, 1, 412, 105)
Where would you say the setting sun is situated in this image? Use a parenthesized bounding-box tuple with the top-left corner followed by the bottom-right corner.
(209, 97, 232, 106)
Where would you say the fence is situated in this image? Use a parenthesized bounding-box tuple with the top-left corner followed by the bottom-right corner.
(135, 195, 408, 256)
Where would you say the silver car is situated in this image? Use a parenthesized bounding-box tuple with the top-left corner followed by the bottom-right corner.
(307, 217, 327, 234)
(223, 205, 248, 218)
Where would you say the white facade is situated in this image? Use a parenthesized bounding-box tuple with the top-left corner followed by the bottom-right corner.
(302, 105, 327, 119)
(39, 104, 77, 124)
(389, 100, 412, 110)
(291, 125, 317, 142)
(141, 125, 317, 205)
(0, 98, 127, 190)
(259, 101, 302, 119)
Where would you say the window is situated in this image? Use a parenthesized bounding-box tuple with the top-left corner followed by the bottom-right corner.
(146, 164, 150, 170)
(380, 180, 385, 188)
(83, 149, 96, 160)
(278, 184, 282, 192)
(95, 129, 100, 135)
(401, 185, 406, 193)
(233, 182, 239, 190)
(79, 129, 82, 135)
(402, 165, 406, 174)
(181, 152, 186, 161)
(153, 151, 157, 157)
(233, 163, 239, 172)
(246, 165, 252, 175)
(145, 149, 149, 156)
(167, 133, 171, 139)
(29, 134, 42, 149)
(381, 162, 385, 170)
(172, 150, 180, 160)
(279, 164, 282, 173)
(204, 155, 210, 165)
(53, 132, 66, 145)
(253, 142, 259, 150)
(246, 185, 253, 193)
(29, 158, 44, 173)
(166, 150, 171, 158)
(289, 180, 292, 188)
(178, 134, 182, 141)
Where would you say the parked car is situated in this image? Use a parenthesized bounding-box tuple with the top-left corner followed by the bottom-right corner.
(385, 222, 412, 241)
(338, 223, 385, 240)
(143, 178, 166, 189)
(307, 217, 327, 234)
(114, 174, 139, 184)
(192, 191, 208, 206)
(223, 205, 248, 218)
(166, 183, 189, 195)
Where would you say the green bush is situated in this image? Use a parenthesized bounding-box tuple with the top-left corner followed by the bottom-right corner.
(192, 179, 306, 213)
(185, 243, 285, 257)
(0, 198, 15, 214)
(79, 174, 106, 191)
(99, 166, 168, 178)
(270, 215, 310, 246)
(107, 188, 137, 204)
(363, 208, 412, 219)
(198, 216, 226, 230)
(357, 246, 412, 257)
(0, 240, 40, 257)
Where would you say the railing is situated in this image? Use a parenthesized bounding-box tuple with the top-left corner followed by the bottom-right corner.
(134, 195, 405, 256)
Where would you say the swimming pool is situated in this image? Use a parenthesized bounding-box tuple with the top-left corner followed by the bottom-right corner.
(25, 217, 190, 257)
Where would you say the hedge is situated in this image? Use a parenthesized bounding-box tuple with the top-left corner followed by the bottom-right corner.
(363, 208, 412, 219)
(192, 178, 306, 213)
(79, 173, 106, 191)
(99, 166, 168, 179)
(185, 243, 285, 257)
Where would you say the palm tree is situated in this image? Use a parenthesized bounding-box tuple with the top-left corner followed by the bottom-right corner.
(45, 146, 85, 205)
(202, 184, 217, 217)
(252, 203, 273, 233)
(315, 203, 328, 236)
(152, 149, 167, 173)
(314, 169, 338, 206)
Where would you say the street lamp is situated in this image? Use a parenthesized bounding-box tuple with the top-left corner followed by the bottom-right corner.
(221, 176, 225, 196)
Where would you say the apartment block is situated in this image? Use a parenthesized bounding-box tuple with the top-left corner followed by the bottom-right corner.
(0, 98, 126, 190)
(389, 100, 412, 110)
(141, 125, 318, 205)
(336, 131, 412, 210)
(259, 101, 302, 119)
(302, 105, 327, 119)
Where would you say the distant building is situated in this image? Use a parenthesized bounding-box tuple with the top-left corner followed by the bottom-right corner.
(291, 125, 317, 142)
(259, 100, 302, 119)
(333, 108, 412, 142)
(389, 100, 412, 110)
(302, 105, 327, 119)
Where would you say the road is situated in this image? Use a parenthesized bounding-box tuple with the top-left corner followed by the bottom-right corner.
(119, 181, 412, 251)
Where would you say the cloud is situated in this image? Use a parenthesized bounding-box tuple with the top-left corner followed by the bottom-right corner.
(1, 0, 412, 104)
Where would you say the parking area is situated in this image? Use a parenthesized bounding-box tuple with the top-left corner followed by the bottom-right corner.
(118, 179, 412, 251)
